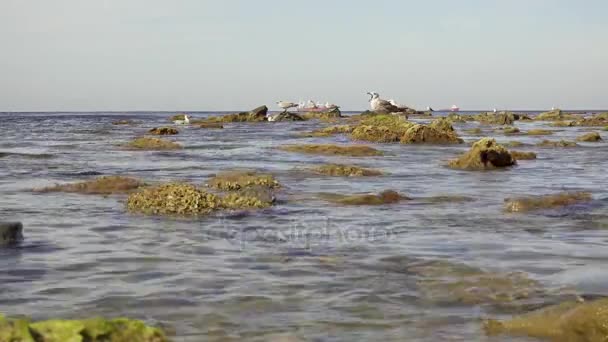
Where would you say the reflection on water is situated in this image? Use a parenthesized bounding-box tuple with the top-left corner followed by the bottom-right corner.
(0, 111, 607, 341)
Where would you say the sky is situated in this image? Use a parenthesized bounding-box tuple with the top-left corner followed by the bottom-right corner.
(1, 0, 607, 111)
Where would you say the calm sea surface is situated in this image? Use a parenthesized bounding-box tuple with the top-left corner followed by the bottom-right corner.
(1, 111, 607, 341)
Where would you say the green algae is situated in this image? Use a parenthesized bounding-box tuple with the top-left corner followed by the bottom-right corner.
(301, 125, 354, 137)
(535, 109, 579, 121)
(280, 144, 383, 157)
(311, 164, 382, 177)
(472, 111, 515, 125)
(350, 115, 414, 143)
(448, 138, 515, 170)
(127, 183, 220, 215)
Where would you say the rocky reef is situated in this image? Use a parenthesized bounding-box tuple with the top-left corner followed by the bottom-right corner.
(510, 151, 537, 160)
(125, 137, 182, 150)
(36, 176, 145, 195)
(536, 140, 578, 148)
(320, 190, 408, 205)
(311, 164, 382, 177)
(202, 105, 268, 123)
(576, 132, 602, 142)
(206, 171, 280, 191)
(448, 138, 515, 170)
(280, 144, 383, 157)
(148, 127, 179, 135)
(349, 115, 462, 144)
(535, 109, 579, 121)
(0, 314, 170, 342)
(497, 126, 520, 135)
(472, 111, 515, 125)
(484, 298, 608, 342)
(504, 192, 592, 213)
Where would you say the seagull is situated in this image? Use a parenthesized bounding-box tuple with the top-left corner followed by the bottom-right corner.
(173, 115, 190, 125)
(493, 108, 498, 113)
(426, 106, 434, 112)
(276, 101, 298, 113)
(366, 92, 408, 113)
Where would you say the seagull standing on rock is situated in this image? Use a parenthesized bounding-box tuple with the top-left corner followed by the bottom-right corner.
(173, 115, 190, 125)
(366, 92, 409, 114)
(276, 101, 298, 113)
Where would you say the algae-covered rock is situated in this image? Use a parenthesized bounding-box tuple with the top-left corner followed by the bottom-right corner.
(400, 124, 463, 144)
(148, 127, 179, 135)
(572, 116, 608, 127)
(448, 138, 515, 170)
(526, 129, 554, 136)
(300, 108, 342, 120)
(576, 132, 602, 142)
(320, 190, 409, 205)
(498, 126, 520, 135)
(0, 222, 23, 245)
(206, 171, 280, 191)
(484, 298, 608, 342)
(550, 120, 575, 127)
(270, 112, 305, 122)
(311, 164, 382, 177)
(203, 106, 269, 123)
(510, 151, 537, 160)
(0, 315, 169, 342)
(220, 190, 274, 209)
(169, 114, 187, 122)
(472, 111, 515, 125)
(125, 137, 182, 150)
(350, 115, 414, 143)
(127, 183, 220, 215)
(429, 117, 456, 133)
(446, 113, 473, 123)
(536, 140, 578, 148)
(464, 127, 483, 134)
(36, 176, 145, 195)
(301, 125, 354, 137)
(197, 122, 224, 129)
(505, 141, 524, 147)
(535, 109, 579, 121)
(504, 192, 592, 213)
(280, 144, 383, 157)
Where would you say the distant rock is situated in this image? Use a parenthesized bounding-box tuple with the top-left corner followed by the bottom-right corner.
(0, 222, 23, 245)
(270, 112, 305, 122)
(576, 132, 603, 142)
(148, 127, 179, 135)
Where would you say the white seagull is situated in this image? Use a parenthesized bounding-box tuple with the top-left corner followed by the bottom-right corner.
(276, 101, 298, 113)
(173, 115, 190, 125)
(366, 92, 408, 113)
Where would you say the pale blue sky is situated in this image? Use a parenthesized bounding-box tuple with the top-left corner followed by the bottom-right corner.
(1, 0, 607, 111)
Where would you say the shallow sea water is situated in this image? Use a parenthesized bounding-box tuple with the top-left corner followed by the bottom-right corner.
(1, 111, 607, 341)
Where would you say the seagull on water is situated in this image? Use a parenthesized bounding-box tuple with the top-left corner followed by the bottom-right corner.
(276, 101, 298, 113)
(173, 115, 190, 125)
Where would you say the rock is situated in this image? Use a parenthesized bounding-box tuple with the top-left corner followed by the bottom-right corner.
(250, 105, 268, 118)
(112, 120, 135, 125)
(0, 314, 170, 342)
(400, 124, 464, 144)
(497, 126, 520, 135)
(504, 192, 592, 213)
(300, 108, 342, 120)
(0, 222, 23, 245)
(550, 120, 575, 127)
(573, 116, 608, 127)
(311, 164, 382, 177)
(472, 111, 515, 125)
(237, 185, 276, 204)
(428, 117, 455, 133)
(280, 144, 383, 157)
(464, 127, 483, 134)
(197, 122, 224, 129)
(536, 140, 578, 148)
(505, 141, 524, 147)
(513, 113, 533, 121)
(535, 109, 579, 121)
(526, 129, 554, 136)
(576, 132, 602, 142)
(169, 114, 187, 121)
(202, 105, 269, 123)
(206, 171, 280, 191)
(35, 176, 145, 195)
(320, 190, 409, 205)
(349, 115, 413, 142)
(448, 138, 515, 170)
(446, 113, 473, 123)
(148, 127, 179, 135)
(125, 137, 182, 150)
(510, 151, 537, 160)
(271, 112, 305, 122)
(301, 125, 354, 137)
(484, 298, 608, 341)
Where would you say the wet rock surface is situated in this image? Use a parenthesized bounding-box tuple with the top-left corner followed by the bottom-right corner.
(148, 127, 179, 135)
(448, 138, 515, 170)
(536, 140, 578, 148)
(577, 132, 602, 142)
(35, 176, 145, 195)
(504, 192, 593, 213)
(510, 150, 537, 160)
(320, 190, 409, 205)
(206, 171, 280, 191)
(0, 222, 23, 245)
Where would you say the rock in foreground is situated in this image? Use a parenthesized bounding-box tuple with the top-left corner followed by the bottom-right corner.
(484, 298, 608, 342)
(0, 314, 170, 342)
(0, 222, 23, 245)
(504, 192, 592, 213)
(448, 138, 515, 170)
(280, 144, 383, 157)
(36, 176, 145, 195)
(125, 137, 182, 150)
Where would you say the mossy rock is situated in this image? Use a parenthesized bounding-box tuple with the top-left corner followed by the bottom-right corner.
(301, 125, 354, 137)
(197, 122, 224, 129)
(496, 126, 520, 135)
(220, 190, 274, 209)
(206, 171, 280, 191)
(125, 137, 182, 150)
(0, 315, 169, 342)
(472, 112, 515, 125)
(203, 106, 269, 123)
(536, 140, 578, 148)
(300, 108, 342, 120)
(550, 120, 575, 127)
(526, 129, 554, 136)
(464, 127, 483, 134)
(504, 192, 592, 213)
(169, 114, 187, 122)
(510, 151, 537, 160)
(446, 113, 473, 123)
(320, 190, 409, 205)
(280, 144, 383, 157)
(400, 124, 463, 144)
(148, 127, 179, 135)
(311, 164, 382, 177)
(429, 117, 456, 133)
(573, 117, 608, 127)
(576, 132, 602, 142)
(448, 138, 515, 170)
(350, 115, 414, 143)
(127, 183, 221, 215)
(484, 298, 608, 341)
(535, 109, 579, 121)
(35, 176, 145, 195)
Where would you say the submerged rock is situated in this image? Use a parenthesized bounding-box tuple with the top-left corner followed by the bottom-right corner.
(0, 222, 23, 245)
(112, 120, 136, 125)
(301, 125, 354, 137)
(125, 137, 182, 150)
(504, 192, 592, 213)
(497, 126, 520, 135)
(280, 144, 383, 157)
(311, 164, 382, 177)
(0, 314, 170, 342)
(526, 129, 554, 136)
(206, 171, 280, 191)
(448, 138, 515, 170)
(576, 132, 603, 142)
(504, 141, 524, 147)
(535, 109, 579, 121)
(36, 176, 145, 195)
(536, 140, 578, 148)
(573, 116, 608, 127)
(510, 151, 537, 160)
(446, 113, 474, 123)
(484, 298, 608, 341)
(148, 127, 179, 135)
(464, 127, 483, 134)
(550, 120, 575, 127)
(197, 122, 224, 129)
(320, 190, 409, 205)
